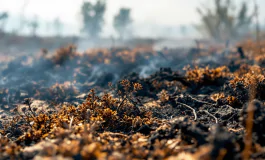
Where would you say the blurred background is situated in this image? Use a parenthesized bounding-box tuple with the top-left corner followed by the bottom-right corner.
(0, 0, 264, 52)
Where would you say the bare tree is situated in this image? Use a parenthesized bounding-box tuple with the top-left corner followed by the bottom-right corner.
(196, 0, 254, 41)
(53, 18, 63, 37)
(27, 15, 39, 37)
(18, 0, 31, 34)
(180, 25, 187, 37)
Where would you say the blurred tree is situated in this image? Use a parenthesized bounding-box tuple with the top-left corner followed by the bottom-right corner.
(180, 25, 187, 37)
(27, 15, 39, 37)
(196, 0, 254, 41)
(53, 18, 63, 37)
(80, 0, 106, 38)
(45, 22, 51, 35)
(18, 0, 30, 34)
(0, 12, 9, 32)
(113, 8, 132, 40)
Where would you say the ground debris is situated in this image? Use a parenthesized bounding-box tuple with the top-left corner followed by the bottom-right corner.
(1, 40, 265, 159)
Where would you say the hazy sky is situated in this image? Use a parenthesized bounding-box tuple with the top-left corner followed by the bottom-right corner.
(0, 0, 264, 37)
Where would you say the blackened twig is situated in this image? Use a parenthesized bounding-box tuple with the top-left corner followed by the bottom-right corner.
(117, 96, 127, 111)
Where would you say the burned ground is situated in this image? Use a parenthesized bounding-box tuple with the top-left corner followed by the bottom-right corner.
(0, 40, 265, 160)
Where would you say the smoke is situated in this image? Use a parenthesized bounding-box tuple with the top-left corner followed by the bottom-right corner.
(0, 44, 184, 102)
(138, 56, 167, 78)
(0, 34, 235, 105)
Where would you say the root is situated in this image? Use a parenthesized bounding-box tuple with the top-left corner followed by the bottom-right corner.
(187, 95, 215, 105)
(199, 110, 218, 124)
(175, 101, 197, 121)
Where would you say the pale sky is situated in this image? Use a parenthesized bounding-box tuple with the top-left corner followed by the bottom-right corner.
(0, 0, 264, 37)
